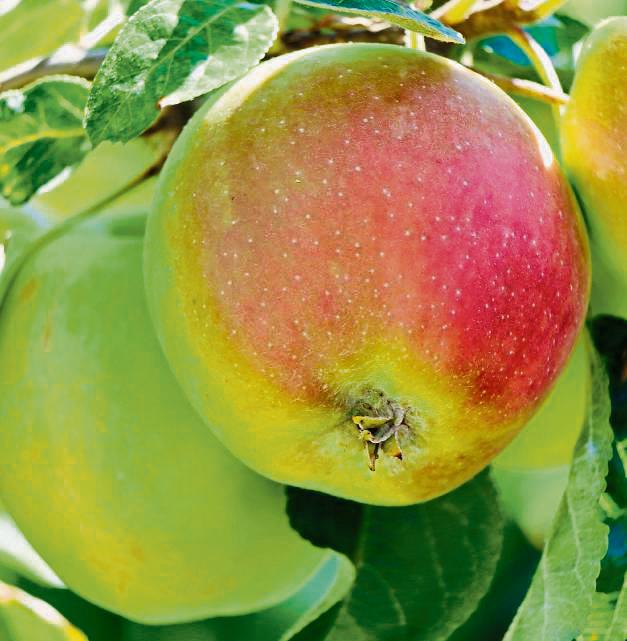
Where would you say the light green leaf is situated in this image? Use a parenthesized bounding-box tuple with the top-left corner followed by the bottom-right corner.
(606, 578, 627, 641)
(287, 472, 504, 641)
(503, 338, 614, 641)
(84, 0, 278, 145)
(577, 580, 627, 641)
(295, 0, 464, 43)
(0, 76, 91, 205)
(0, 582, 86, 640)
(0, 0, 84, 74)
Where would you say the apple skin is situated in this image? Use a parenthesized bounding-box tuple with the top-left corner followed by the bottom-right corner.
(0, 218, 327, 624)
(145, 43, 590, 506)
(492, 337, 589, 547)
(561, 17, 627, 319)
(492, 336, 588, 471)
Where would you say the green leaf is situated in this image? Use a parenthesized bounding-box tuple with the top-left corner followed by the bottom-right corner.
(0, 510, 63, 590)
(294, 0, 464, 43)
(123, 553, 354, 641)
(606, 578, 627, 641)
(503, 338, 614, 641)
(84, 0, 279, 145)
(0, 76, 91, 205)
(577, 581, 627, 641)
(0, 582, 86, 640)
(0, 0, 84, 74)
(125, 0, 150, 14)
(287, 471, 504, 641)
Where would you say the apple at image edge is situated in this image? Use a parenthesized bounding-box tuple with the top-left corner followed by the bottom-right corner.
(0, 213, 328, 625)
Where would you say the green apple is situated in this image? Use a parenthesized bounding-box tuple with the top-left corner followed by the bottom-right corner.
(0, 213, 326, 624)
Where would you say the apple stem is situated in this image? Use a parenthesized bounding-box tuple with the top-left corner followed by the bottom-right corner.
(475, 70, 569, 106)
(352, 396, 411, 471)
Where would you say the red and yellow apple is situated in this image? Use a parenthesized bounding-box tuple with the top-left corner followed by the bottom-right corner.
(145, 44, 590, 506)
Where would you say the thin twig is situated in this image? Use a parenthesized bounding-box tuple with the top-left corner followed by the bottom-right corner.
(0, 49, 105, 93)
(474, 69, 569, 105)
(506, 25, 563, 124)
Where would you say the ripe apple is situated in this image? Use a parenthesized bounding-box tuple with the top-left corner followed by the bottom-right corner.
(144, 43, 590, 506)
(0, 214, 327, 624)
(492, 337, 589, 547)
(561, 17, 627, 319)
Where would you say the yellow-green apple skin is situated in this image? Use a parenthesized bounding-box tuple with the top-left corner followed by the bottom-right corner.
(492, 337, 589, 547)
(0, 218, 326, 624)
(145, 44, 590, 506)
(561, 17, 627, 318)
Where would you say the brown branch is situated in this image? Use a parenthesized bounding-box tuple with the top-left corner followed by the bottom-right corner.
(474, 69, 568, 105)
(0, 49, 105, 93)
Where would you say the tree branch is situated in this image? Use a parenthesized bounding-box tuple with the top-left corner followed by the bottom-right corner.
(474, 69, 568, 105)
(0, 49, 105, 93)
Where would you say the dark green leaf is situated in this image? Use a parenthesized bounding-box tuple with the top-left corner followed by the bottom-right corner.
(84, 0, 278, 145)
(295, 0, 464, 43)
(125, 0, 150, 15)
(598, 513, 627, 594)
(286, 490, 364, 559)
(0, 76, 90, 205)
(288, 472, 504, 641)
(503, 338, 614, 641)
